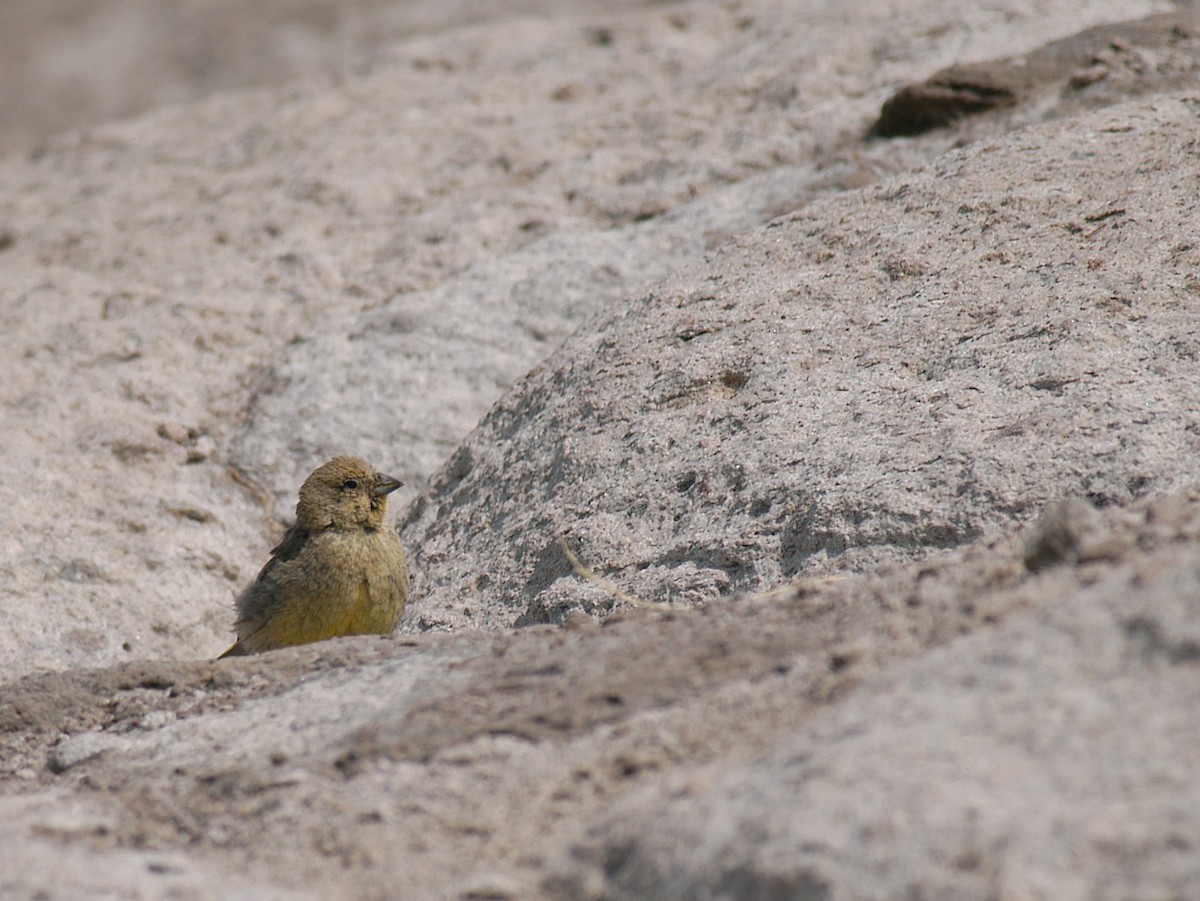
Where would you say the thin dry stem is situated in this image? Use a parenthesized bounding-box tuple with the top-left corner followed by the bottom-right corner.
(555, 534, 672, 611)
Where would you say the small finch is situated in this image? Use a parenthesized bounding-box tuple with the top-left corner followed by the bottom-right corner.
(219, 456, 410, 658)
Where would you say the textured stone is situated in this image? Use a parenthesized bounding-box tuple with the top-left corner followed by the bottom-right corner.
(0, 2, 1196, 899)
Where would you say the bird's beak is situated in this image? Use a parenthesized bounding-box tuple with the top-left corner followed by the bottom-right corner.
(373, 474, 403, 497)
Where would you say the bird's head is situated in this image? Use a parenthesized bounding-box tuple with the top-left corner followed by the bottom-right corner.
(294, 456, 403, 531)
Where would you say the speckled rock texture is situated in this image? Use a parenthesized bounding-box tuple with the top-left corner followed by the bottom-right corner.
(1, 1, 1198, 898)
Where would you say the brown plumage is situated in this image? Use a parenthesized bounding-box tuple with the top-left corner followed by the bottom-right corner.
(219, 456, 410, 658)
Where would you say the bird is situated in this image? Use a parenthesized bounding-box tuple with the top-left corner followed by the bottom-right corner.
(219, 456, 410, 657)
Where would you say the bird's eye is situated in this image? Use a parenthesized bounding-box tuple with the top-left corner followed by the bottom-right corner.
(341, 478, 359, 491)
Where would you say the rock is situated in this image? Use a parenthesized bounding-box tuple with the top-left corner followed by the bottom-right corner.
(404, 94, 1200, 630)
(871, 12, 1200, 137)
(0, 1, 1195, 899)
(552, 546, 1200, 901)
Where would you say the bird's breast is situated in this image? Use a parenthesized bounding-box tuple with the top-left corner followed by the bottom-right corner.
(278, 527, 409, 640)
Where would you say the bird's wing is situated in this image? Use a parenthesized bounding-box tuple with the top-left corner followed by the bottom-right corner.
(231, 524, 317, 632)
(256, 523, 314, 582)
